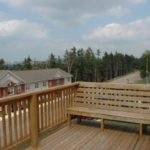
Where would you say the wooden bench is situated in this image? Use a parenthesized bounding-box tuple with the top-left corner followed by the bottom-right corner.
(67, 82, 150, 136)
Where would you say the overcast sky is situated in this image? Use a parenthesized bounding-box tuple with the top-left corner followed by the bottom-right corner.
(0, 0, 150, 62)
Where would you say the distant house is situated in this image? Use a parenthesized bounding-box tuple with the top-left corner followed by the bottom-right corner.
(0, 68, 72, 98)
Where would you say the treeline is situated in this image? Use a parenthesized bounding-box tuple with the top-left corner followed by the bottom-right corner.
(0, 47, 139, 82)
(140, 50, 150, 82)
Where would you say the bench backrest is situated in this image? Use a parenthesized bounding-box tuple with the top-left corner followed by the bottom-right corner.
(74, 82, 150, 113)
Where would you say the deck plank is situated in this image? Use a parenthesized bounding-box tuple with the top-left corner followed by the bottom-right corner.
(28, 124, 150, 150)
(134, 136, 150, 150)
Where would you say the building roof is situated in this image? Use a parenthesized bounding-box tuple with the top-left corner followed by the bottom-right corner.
(0, 70, 25, 87)
(0, 70, 8, 79)
(0, 68, 72, 86)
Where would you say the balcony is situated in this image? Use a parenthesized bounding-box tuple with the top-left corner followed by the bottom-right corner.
(0, 82, 150, 150)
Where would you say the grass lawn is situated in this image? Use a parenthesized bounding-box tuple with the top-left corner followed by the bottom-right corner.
(136, 79, 146, 84)
(79, 118, 150, 135)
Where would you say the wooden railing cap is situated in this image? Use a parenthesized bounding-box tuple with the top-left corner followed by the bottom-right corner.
(0, 82, 79, 104)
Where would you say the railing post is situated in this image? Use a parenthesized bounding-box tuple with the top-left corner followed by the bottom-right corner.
(30, 94, 38, 147)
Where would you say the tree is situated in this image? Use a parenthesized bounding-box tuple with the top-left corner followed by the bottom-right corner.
(95, 50, 104, 82)
(0, 58, 5, 70)
(75, 48, 85, 81)
(84, 47, 96, 81)
(0, 47, 139, 82)
(64, 47, 76, 74)
(47, 53, 57, 68)
(23, 56, 32, 70)
(140, 50, 150, 82)
(102, 52, 110, 80)
(32, 60, 47, 69)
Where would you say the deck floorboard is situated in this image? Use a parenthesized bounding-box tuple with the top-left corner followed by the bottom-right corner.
(27, 123, 150, 150)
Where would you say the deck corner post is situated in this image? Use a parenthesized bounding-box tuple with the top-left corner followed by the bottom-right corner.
(68, 114, 71, 127)
(30, 94, 38, 147)
(139, 123, 143, 137)
(101, 118, 104, 131)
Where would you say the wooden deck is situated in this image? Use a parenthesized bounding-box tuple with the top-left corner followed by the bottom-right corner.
(29, 121, 150, 150)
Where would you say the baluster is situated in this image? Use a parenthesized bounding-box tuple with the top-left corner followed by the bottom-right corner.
(2, 105, 7, 147)
(8, 104, 13, 145)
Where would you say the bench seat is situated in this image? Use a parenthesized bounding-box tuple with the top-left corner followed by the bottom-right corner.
(67, 106, 150, 124)
(67, 82, 150, 136)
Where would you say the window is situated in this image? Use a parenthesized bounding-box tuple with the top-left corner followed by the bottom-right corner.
(16, 85, 21, 93)
(26, 84, 30, 90)
(43, 81, 46, 87)
(35, 83, 39, 88)
(8, 87, 14, 95)
(68, 78, 70, 82)
(56, 80, 60, 85)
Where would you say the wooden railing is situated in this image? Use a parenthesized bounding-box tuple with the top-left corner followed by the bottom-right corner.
(0, 83, 78, 150)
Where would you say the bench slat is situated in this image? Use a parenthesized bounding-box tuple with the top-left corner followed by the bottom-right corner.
(79, 82, 150, 91)
(74, 97, 150, 108)
(67, 106, 150, 124)
(76, 92, 150, 103)
(74, 102, 150, 113)
(77, 88, 150, 97)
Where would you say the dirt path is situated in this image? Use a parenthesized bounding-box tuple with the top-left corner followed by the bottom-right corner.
(110, 71, 141, 84)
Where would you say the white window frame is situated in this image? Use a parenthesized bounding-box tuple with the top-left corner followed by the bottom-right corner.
(26, 84, 30, 91)
(43, 81, 46, 87)
(35, 83, 39, 88)
(8, 87, 14, 95)
(16, 85, 21, 93)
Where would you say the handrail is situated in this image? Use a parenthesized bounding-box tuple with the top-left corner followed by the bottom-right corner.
(0, 82, 79, 103)
(0, 82, 79, 149)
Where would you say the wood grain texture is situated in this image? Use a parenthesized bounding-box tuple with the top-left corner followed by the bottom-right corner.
(67, 82, 150, 136)
(27, 124, 150, 150)
(0, 83, 78, 149)
(0, 98, 31, 149)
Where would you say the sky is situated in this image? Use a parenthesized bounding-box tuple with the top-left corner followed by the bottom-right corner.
(0, 0, 150, 62)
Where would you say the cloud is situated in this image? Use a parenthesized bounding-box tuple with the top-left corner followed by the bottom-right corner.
(0, 20, 22, 36)
(130, 0, 145, 4)
(108, 6, 130, 17)
(0, 0, 148, 61)
(0, 19, 47, 39)
(81, 17, 150, 56)
(82, 18, 150, 40)
(0, 0, 146, 25)
(0, 19, 49, 61)
(0, 0, 24, 7)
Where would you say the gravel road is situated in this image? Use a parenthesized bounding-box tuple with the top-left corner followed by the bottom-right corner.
(110, 71, 141, 84)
